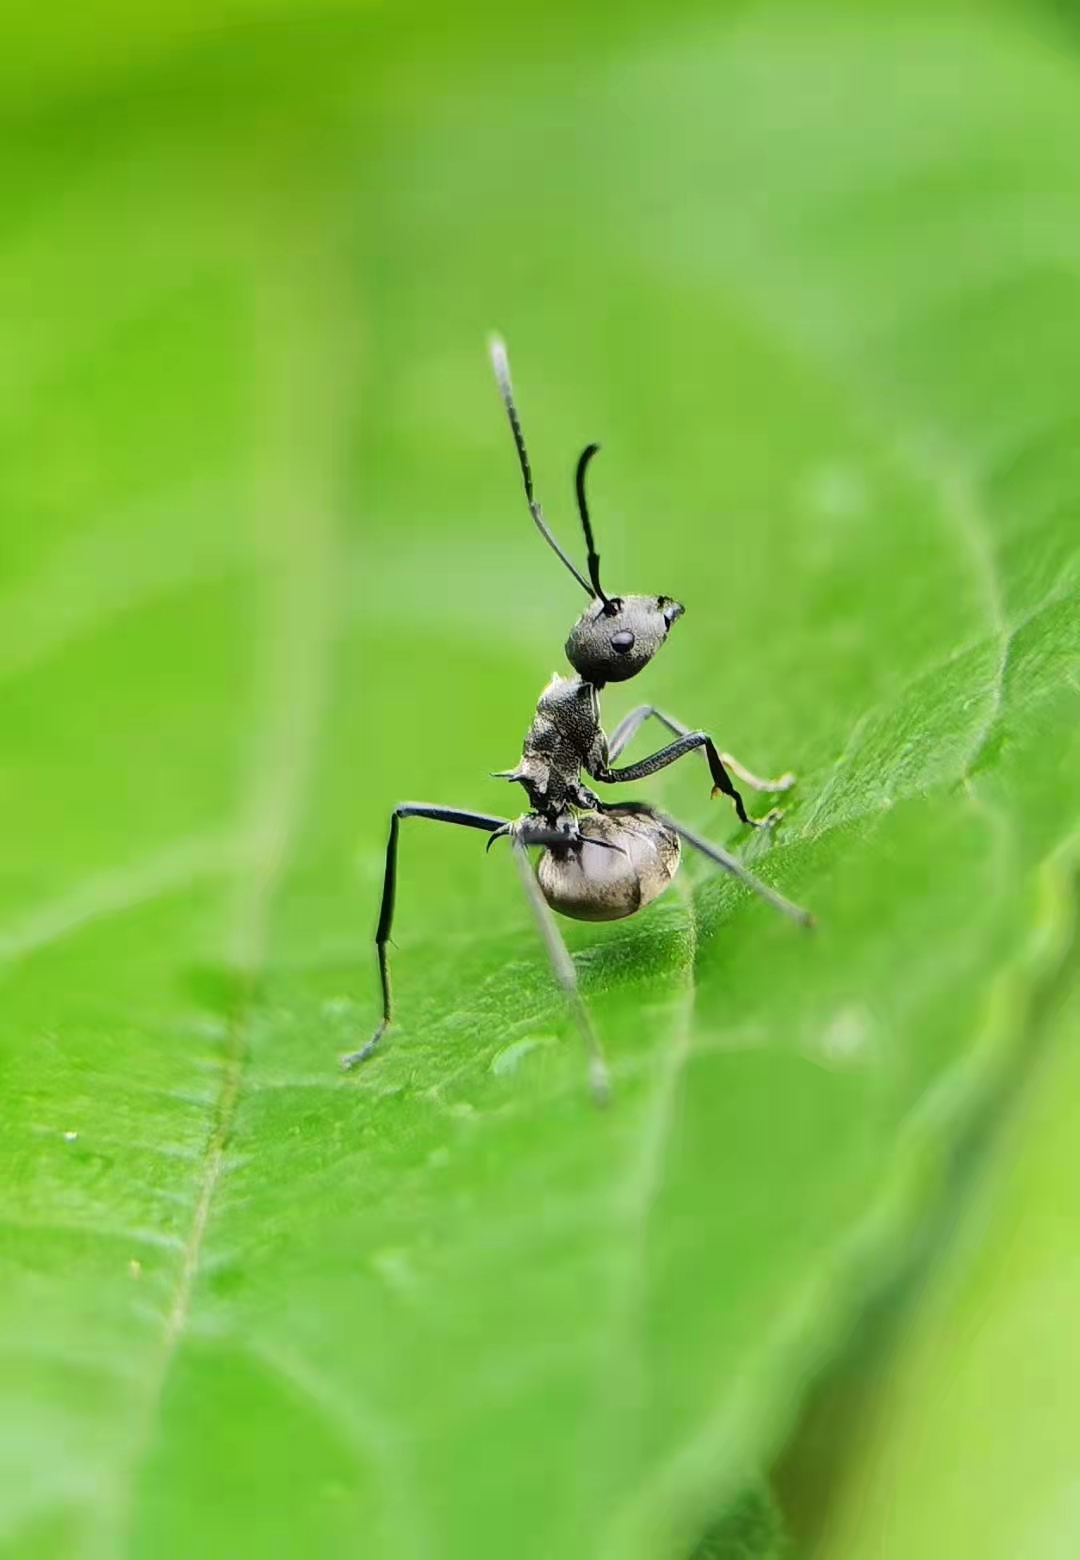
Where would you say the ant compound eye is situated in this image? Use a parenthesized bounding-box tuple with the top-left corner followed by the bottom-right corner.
(610, 630, 635, 654)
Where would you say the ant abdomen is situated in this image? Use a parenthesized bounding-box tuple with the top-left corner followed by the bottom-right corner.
(537, 807, 680, 922)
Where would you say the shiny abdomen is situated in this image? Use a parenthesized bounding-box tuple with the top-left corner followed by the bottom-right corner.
(537, 808, 680, 922)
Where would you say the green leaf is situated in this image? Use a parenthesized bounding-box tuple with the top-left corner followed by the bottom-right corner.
(1, 7, 1078, 1559)
(691, 1481, 790, 1560)
(810, 941, 1080, 1560)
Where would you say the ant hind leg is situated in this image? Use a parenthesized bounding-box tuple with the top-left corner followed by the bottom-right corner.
(510, 839, 610, 1106)
(663, 812, 813, 928)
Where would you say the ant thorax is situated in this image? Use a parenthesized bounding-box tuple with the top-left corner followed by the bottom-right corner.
(499, 672, 606, 817)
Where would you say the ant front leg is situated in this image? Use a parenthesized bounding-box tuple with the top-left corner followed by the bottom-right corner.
(601, 706, 794, 825)
(593, 731, 764, 828)
(343, 803, 511, 1070)
(607, 705, 796, 791)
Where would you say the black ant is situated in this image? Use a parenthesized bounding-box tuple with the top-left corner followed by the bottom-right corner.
(344, 339, 812, 1101)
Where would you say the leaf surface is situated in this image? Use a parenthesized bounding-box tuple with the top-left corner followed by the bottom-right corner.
(1, 7, 1079, 1558)
(811, 941, 1080, 1560)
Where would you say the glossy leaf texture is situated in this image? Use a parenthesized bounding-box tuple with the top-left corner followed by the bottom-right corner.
(1, 5, 1078, 1558)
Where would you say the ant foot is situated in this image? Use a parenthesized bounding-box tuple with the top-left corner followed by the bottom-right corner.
(709, 786, 783, 829)
(740, 805, 784, 830)
(341, 1021, 388, 1070)
(589, 1055, 611, 1108)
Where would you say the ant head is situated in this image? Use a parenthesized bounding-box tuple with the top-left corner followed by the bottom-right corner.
(490, 338, 685, 685)
(566, 593, 684, 684)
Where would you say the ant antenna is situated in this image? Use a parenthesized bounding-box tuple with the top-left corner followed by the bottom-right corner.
(489, 336, 594, 598)
(574, 443, 614, 613)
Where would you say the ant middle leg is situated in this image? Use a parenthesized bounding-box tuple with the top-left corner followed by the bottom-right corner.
(343, 803, 510, 1070)
(606, 705, 795, 793)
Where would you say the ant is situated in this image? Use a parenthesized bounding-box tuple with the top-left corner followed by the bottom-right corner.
(344, 339, 812, 1102)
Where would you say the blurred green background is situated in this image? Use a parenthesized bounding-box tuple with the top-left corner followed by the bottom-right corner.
(2, 2, 1079, 1557)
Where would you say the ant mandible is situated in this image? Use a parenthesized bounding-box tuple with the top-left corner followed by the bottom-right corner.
(344, 339, 812, 1102)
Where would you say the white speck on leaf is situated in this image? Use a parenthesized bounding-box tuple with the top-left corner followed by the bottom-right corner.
(321, 995, 356, 1020)
(372, 1247, 418, 1297)
(816, 1005, 875, 1069)
(802, 462, 869, 520)
(490, 1035, 557, 1076)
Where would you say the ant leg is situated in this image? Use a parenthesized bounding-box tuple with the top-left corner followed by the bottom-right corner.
(510, 839, 610, 1106)
(343, 803, 510, 1070)
(663, 812, 813, 927)
(718, 751, 796, 794)
(607, 705, 794, 792)
(605, 704, 663, 760)
(593, 732, 768, 828)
